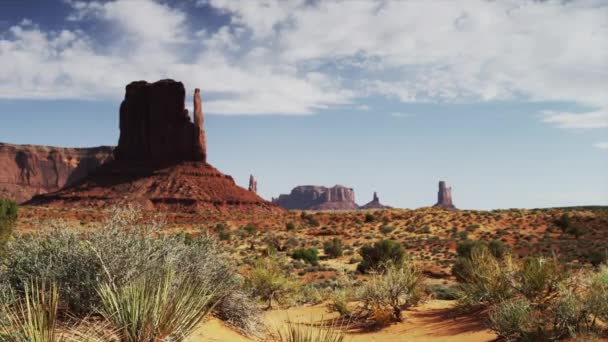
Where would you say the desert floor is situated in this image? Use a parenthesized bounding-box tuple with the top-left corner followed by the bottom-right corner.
(187, 300, 496, 342)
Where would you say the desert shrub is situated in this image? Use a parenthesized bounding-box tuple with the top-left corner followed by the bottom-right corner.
(488, 240, 508, 259)
(1, 229, 101, 315)
(291, 248, 319, 265)
(286, 222, 296, 231)
(455, 239, 486, 259)
(457, 247, 515, 305)
(379, 224, 394, 235)
(275, 319, 346, 342)
(357, 240, 405, 273)
(554, 213, 572, 233)
(420, 226, 431, 234)
(517, 256, 562, 300)
(301, 212, 320, 227)
(0, 199, 17, 251)
(323, 238, 343, 259)
(587, 249, 608, 267)
(456, 231, 468, 240)
(98, 268, 218, 342)
(426, 284, 461, 300)
(0, 208, 261, 335)
(465, 224, 480, 232)
(364, 213, 376, 223)
(246, 257, 297, 309)
(243, 223, 258, 235)
(585, 266, 608, 322)
(328, 289, 352, 317)
(358, 261, 423, 321)
(214, 291, 263, 336)
(214, 223, 228, 233)
(489, 298, 534, 340)
(566, 225, 585, 239)
(218, 230, 231, 241)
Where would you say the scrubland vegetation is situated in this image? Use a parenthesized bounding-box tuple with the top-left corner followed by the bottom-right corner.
(3, 204, 608, 341)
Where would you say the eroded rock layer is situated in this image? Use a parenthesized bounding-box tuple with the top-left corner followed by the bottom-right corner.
(27, 161, 278, 213)
(0, 143, 113, 203)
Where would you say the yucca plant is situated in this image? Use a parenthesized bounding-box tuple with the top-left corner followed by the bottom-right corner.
(275, 320, 347, 342)
(97, 268, 220, 342)
(0, 281, 60, 342)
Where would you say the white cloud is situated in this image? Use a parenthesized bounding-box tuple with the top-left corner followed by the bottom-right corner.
(390, 112, 412, 118)
(1, 0, 607, 118)
(593, 142, 608, 151)
(542, 109, 608, 129)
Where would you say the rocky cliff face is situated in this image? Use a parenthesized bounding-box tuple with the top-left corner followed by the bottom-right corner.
(28, 79, 281, 214)
(359, 192, 392, 209)
(0, 143, 113, 203)
(273, 185, 358, 210)
(113, 80, 206, 162)
(433, 181, 457, 210)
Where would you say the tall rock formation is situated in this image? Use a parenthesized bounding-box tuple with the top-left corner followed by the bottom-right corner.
(359, 192, 392, 209)
(113, 80, 206, 162)
(273, 185, 358, 210)
(248, 175, 257, 194)
(433, 181, 457, 210)
(0, 143, 112, 203)
(27, 79, 281, 214)
(193, 88, 207, 161)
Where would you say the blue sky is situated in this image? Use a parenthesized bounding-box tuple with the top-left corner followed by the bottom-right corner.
(0, 0, 607, 209)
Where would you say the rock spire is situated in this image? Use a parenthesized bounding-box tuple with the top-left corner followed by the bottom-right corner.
(248, 174, 257, 193)
(433, 181, 457, 210)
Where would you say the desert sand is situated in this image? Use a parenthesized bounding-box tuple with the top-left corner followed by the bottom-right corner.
(187, 300, 496, 342)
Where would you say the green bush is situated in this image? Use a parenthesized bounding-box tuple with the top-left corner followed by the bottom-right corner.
(554, 213, 572, 233)
(379, 225, 394, 235)
(517, 256, 562, 300)
(364, 213, 376, 223)
(323, 238, 343, 259)
(587, 249, 608, 267)
(426, 284, 461, 300)
(0, 199, 17, 250)
(489, 298, 534, 340)
(218, 230, 231, 241)
(292, 248, 319, 265)
(488, 240, 507, 259)
(357, 240, 405, 273)
(286, 222, 296, 231)
(456, 247, 515, 305)
(359, 261, 423, 321)
(246, 257, 297, 309)
(243, 223, 258, 235)
(455, 239, 485, 258)
(566, 225, 585, 239)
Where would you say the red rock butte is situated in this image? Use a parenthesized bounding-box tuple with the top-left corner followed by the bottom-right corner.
(27, 79, 282, 214)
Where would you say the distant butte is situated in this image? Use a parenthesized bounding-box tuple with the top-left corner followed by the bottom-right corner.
(359, 192, 392, 210)
(433, 180, 458, 210)
(273, 185, 359, 211)
(27, 79, 282, 214)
